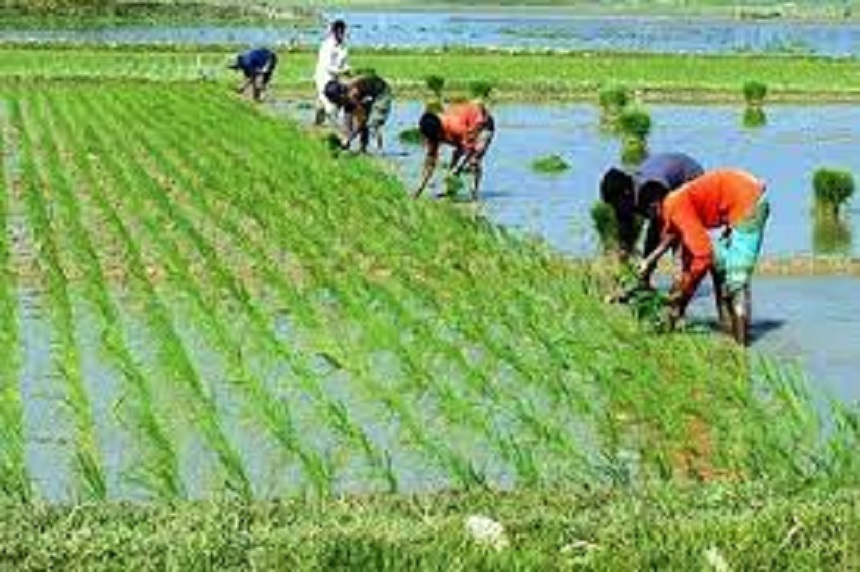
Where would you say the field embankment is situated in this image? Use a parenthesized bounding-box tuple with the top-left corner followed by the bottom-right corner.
(4, 45, 860, 102)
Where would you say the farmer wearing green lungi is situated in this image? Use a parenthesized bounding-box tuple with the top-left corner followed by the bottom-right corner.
(637, 169, 770, 345)
(324, 74, 393, 153)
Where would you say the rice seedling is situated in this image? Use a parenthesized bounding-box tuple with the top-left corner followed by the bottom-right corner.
(598, 84, 631, 128)
(530, 154, 570, 174)
(0, 99, 30, 502)
(398, 127, 423, 145)
(617, 106, 652, 165)
(11, 95, 107, 501)
(743, 80, 769, 107)
(590, 201, 619, 253)
(813, 167, 855, 218)
(812, 217, 853, 256)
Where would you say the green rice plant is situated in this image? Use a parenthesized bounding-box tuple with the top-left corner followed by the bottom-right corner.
(0, 101, 30, 502)
(530, 154, 570, 174)
(60, 90, 253, 500)
(813, 216, 853, 256)
(813, 167, 855, 218)
(397, 127, 423, 146)
(45, 90, 188, 499)
(743, 80, 769, 107)
(591, 201, 620, 254)
(598, 84, 631, 129)
(742, 106, 768, 128)
(12, 95, 107, 501)
(468, 80, 494, 101)
(424, 75, 445, 99)
(617, 107, 651, 165)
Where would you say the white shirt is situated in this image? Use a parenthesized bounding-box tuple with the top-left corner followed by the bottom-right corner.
(315, 35, 349, 91)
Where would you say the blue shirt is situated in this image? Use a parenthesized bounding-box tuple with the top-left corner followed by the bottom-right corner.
(236, 48, 276, 74)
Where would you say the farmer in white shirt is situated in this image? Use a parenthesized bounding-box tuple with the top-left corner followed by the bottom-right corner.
(314, 20, 350, 125)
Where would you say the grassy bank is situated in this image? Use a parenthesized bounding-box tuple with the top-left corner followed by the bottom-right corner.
(0, 2, 319, 28)
(4, 46, 860, 101)
(3, 484, 859, 570)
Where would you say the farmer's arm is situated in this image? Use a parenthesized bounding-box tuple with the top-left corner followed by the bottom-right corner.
(414, 142, 440, 198)
(638, 231, 678, 283)
(668, 216, 713, 316)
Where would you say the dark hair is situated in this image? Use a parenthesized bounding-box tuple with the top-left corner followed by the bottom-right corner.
(419, 112, 443, 142)
(636, 180, 670, 212)
(331, 20, 347, 34)
(600, 167, 634, 207)
(324, 80, 347, 105)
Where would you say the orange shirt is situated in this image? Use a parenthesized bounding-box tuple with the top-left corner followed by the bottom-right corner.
(441, 103, 488, 149)
(662, 169, 764, 298)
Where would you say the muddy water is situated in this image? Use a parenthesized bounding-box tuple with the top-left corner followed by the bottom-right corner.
(5, 11, 860, 56)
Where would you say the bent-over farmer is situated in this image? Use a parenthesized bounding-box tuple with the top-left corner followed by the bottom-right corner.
(414, 101, 495, 201)
(324, 73, 393, 153)
(230, 47, 278, 102)
(638, 169, 770, 345)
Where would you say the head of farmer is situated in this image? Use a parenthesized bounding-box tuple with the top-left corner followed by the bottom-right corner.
(637, 169, 770, 345)
(324, 73, 392, 153)
(413, 101, 495, 201)
(600, 152, 704, 268)
(229, 47, 278, 102)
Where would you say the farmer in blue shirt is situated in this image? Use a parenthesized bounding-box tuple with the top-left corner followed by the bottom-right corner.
(600, 152, 704, 264)
(230, 48, 278, 102)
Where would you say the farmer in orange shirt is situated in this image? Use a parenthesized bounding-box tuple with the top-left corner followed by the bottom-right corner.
(413, 102, 495, 201)
(638, 169, 770, 345)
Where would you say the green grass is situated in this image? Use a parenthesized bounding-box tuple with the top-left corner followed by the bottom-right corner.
(1, 484, 859, 570)
(4, 46, 860, 101)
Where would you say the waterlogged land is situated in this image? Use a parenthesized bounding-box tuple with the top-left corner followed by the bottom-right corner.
(4, 46, 860, 101)
(0, 80, 856, 503)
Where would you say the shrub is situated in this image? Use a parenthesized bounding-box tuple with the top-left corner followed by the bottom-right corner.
(743, 80, 768, 106)
(531, 154, 570, 174)
(813, 168, 855, 217)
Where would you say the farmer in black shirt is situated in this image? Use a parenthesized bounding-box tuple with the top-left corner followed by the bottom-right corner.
(324, 74, 393, 153)
(230, 47, 278, 102)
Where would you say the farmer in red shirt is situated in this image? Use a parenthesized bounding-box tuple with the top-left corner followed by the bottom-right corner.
(638, 169, 770, 345)
(413, 102, 495, 201)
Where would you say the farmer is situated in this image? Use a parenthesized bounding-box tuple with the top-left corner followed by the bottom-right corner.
(314, 19, 350, 125)
(637, 169, 770, 345)
(413, 101, 495, 201)
(600, 152, 704, 265)
(323, 73, 393, 153)
(229, 47, 278, 102)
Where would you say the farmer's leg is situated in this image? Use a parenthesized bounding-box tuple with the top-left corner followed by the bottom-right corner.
(723, 199, 770, 345)
(468, 127, 495, 200)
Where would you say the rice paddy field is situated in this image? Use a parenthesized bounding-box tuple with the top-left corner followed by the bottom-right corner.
(3, 2, 860, 569)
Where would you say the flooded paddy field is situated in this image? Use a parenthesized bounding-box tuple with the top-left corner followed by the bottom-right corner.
(4, 10, 860, 56)
(276, 98, 860, 398)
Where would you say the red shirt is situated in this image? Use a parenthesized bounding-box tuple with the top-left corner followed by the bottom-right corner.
(662, 169, 764, 299)
(440, 103, 489, 150)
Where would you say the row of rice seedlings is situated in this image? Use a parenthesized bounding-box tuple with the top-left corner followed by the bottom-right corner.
(110, 89, 399, 493)
(53, 90, 252, 500)
(171, 91, 604, 484)
(161, 90, 566, 485)
(10, 95, 107, 500)
(36, 89, 182, 499)
(82, 88, 336, 496)
(149, 91, 494, 490)
(0, 96, 31, 501)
